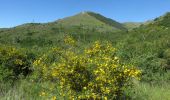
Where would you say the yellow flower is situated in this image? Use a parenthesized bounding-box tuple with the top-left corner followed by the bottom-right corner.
(39, 91, 46, 96)
(15, 59, 23, 65)
(83, 87, 87, 90)
(104, 96, 108, 100)
(64, 35, 76, 46)
(51, 96, 56, 100)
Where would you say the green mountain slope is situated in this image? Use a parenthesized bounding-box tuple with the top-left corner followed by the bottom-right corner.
(123, 22, 142, 30)
(55, 11, 127, 32)
(0, 11, 127, 47)
(117, 12, 170, 81)
(151, 12, 170, 27)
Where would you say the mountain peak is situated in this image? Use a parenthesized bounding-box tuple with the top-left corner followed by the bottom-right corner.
(78, 11, 98, 15)
(56, 11, 127, 31)
(80, 11, 89, 14)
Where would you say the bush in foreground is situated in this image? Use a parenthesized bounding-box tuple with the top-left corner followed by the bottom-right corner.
(0, 46, 33, 82)
(33, 36, 141, 99)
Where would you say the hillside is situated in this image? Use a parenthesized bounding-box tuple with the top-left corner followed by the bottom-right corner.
(117, 12, 170, 81)
(123, 22, 142, 30)
(54, 11, 127, 32)
(151, 12, 170, 27)
(0, 11, 128, 47)
(0, 11, 127, 33)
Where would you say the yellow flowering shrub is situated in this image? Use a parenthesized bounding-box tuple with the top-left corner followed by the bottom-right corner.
(64, 35, 76, 46)
(33, 39, 141, 99)
(0, 46, 32, 81)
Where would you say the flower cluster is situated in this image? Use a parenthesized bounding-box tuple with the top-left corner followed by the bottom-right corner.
(64, 35, 76, 46)
(33, 39, 141, 99)
(0, 46, 32, 81)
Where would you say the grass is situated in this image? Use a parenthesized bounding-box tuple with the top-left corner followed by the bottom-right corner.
(0, 80, 39, 100)
(1, 81, 59, 100)
(130, 81, 170, 100)
(1, 79, 170, 100)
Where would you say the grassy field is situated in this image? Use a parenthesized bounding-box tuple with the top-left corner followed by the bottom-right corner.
(132, 82, 170, 100)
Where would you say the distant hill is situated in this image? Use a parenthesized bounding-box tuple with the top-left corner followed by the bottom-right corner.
(55, 11, 127, 32)
(11, 11, 127, 32)
(0, 28, 8, 31)
(0, 11, 128, 46)
(0, 11, 128, 37)
(118, 12, 170, 75)
(123, 22, 142, 30)
(150, 12, 170, 27)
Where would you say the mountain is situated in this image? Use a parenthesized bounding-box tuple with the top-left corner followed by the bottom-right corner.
(0, 11, 127, 46)
(6, 11, 127, 33)
(150, 12, 170, 27)
(0, 11, 128, 39)
(0, 28, 8, 31)
(123, 22, 142, 30)
(122, 13, 170, 30)
(118, 12, 170, 76)
(53, 11, 127, 32)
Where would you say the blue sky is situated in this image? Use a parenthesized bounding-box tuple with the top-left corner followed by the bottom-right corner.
(0, 0, 170, 28)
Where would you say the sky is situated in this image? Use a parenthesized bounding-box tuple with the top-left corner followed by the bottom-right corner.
(0, 0, 170, 28)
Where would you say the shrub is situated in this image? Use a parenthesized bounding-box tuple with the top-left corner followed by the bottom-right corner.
(163, 48, 170, 59)
(33, 40, 141, 99)
(163, 48, 170, 70)
(0, 46, 33, 82)
(134, 54, 167, 82)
